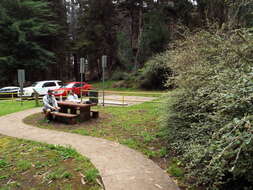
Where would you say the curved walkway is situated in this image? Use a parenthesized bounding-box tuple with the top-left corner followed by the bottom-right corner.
(0, 108, 179, 190)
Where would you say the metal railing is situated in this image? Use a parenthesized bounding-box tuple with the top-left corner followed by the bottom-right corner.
(81, 89, 166, 106)
(0, 92, 41, 106)
(0, 93, 17, 101)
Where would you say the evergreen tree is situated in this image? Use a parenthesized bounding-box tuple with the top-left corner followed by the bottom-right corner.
(139, 9, 169, 64)
(75, 0, 117, 80)
(0, 0, 61, 85)
(44, 0, 69, 80)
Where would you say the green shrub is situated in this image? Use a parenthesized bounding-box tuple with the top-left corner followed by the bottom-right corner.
(111, 72, 139, 89)
(169, 166, 184, 178)
(163, 28, 253, 189)
(138, 53, 173, 90)
(116, 32, 134, 70)
(111, 70, 130, 81)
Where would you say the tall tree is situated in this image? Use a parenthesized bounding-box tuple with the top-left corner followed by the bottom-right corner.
(74, 0, 117, 80)
(66, 0, 80, 80)
(0, 0, 61, 85)
(196, 0, 253, 28)
(44, 0, 69, 80)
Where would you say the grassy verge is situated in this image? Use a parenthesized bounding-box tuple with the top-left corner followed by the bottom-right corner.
(0, 100, 39, 116)
(0, 135, 101, 190)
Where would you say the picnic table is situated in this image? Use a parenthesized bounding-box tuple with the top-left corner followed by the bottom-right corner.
(53, 101, 98, 124)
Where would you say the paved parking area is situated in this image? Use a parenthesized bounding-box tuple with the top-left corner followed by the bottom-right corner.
(84, 95, 158, 106)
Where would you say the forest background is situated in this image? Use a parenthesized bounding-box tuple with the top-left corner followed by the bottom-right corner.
(1, 0, 251, 87)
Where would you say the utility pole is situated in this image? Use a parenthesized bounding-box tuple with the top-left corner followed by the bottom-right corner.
(102, 55, 107, 106)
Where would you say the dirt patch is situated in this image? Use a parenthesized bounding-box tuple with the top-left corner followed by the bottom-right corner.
(23, 112, 112, 130)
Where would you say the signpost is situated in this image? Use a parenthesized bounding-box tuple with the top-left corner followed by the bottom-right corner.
(102, 55, 107, 106)
(85, 59, 88, 73)
(18, 69, 25, 105)
(80, 58, 85, 102)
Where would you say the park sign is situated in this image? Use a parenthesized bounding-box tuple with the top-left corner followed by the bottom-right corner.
(18, 69, 25, 99)
(18, 69, 25, 85)
(101, 55, 107, 106)
(80, 58, 88, 74)
(102, 55, 107, 68)
(80, 58, 85, 74)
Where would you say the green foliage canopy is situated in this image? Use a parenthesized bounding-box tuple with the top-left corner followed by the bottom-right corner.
(0, 0, 59, 84)
(139, 10, 169, 63)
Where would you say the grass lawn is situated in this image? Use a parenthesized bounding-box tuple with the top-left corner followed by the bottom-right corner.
(24, 101, 169, 168)
(0, 100, 38, 116)
(0, 135, 101, 190)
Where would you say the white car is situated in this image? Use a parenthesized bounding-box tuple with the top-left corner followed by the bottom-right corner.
(0, 86, 20, 93)
(0, 86, 20, 97)
(19, 80, 62, 97)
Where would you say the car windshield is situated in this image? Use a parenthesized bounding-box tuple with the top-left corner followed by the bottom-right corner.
(61, 83, 75, 88)
(31, 82, 39, 87)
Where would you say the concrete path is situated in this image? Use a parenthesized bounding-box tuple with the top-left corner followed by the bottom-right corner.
(0, 108, 179, 190)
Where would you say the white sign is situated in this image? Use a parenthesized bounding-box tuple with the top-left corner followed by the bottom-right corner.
(80, 58, 85, 74)
(102, 55, 107, 68)
(18, 69, 25, 84)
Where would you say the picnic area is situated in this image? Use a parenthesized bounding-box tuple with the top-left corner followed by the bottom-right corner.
(0, 0, 252, 189)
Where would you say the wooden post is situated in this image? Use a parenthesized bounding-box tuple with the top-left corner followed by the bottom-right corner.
(33, 89, 39, 107)
(35, 93, 39, 107)
(122, 95, 125, 106)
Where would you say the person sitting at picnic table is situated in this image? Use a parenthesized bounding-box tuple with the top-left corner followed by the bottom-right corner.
(66, 90, 80, 103)
(43, 90, 60, 121)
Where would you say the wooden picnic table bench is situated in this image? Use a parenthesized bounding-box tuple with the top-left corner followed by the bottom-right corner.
(50, 112, 78, 124)
(57, 101, 98, 122)
(90, 110, 99, 118)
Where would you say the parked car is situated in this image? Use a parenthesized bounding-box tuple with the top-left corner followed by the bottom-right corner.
(18, 80, 62, 97)
(53, 82, 92, 97)
(0, 86, 20, 98)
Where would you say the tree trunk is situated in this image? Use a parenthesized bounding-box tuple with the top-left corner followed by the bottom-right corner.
(134, 0, 143, 71)
(74, 54, 80, 81)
